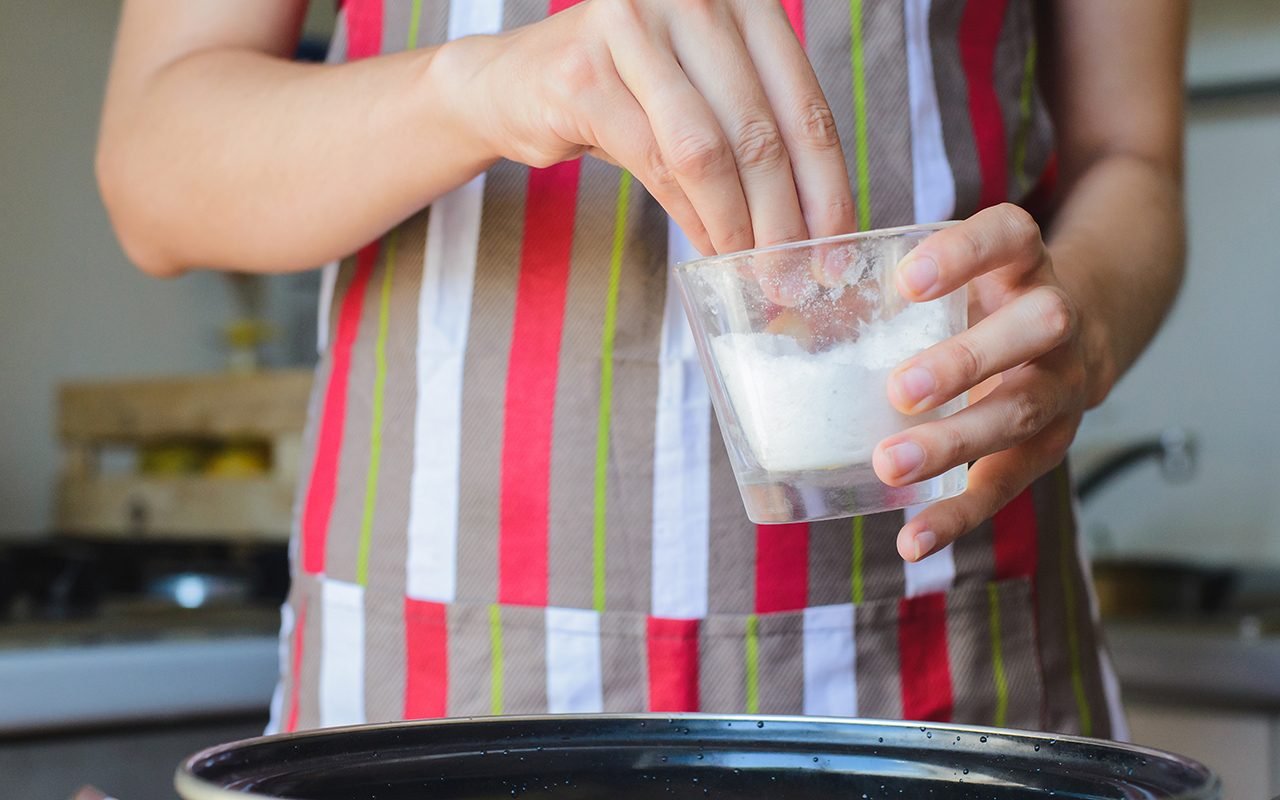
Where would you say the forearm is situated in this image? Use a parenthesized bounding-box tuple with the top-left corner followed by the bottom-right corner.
(97, 45, 494, 276)
(1046, 153, 1185, 406)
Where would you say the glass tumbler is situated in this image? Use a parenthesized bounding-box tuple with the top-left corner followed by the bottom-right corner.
(674, 223, 968, 524)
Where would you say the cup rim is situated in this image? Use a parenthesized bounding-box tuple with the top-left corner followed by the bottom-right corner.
(675, 220, 959, 270)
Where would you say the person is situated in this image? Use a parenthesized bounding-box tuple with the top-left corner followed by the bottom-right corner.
(97, 0, 1187, 737)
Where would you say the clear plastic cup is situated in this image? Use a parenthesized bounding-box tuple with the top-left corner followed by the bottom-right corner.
(674, 222, 968, 524)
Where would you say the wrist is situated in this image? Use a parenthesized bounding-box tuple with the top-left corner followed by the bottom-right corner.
(419, 35, 504, 174)
(1052, 244, 1120, 408)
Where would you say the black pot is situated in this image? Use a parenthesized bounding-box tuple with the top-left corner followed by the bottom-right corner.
(177, 714, 1218, 799)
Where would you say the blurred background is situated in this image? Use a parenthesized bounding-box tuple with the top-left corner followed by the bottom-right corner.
(1, 1, 1278, 797)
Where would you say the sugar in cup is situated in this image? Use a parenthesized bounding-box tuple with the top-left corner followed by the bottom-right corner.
(674, 222, 968, 524)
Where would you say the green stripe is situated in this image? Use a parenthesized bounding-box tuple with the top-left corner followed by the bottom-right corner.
(593, 171, 633, 613)
(987, 582, 1009, 727)
(489, 604, 505, 715)
(851, 516, 865, 605)
(407, 0, 424, 48)
(1059, 473, 1093, 735)
(849, 0, 872, 230)
(1011, 38, 1038, 192)
(745, 614, 760, 714)
(355, 233, 397, 587)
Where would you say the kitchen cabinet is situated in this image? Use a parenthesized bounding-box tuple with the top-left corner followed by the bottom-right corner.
(1126, 703, 1279, 800)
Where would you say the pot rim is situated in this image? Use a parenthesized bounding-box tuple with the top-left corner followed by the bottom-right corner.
(176, 713, 1220, 800)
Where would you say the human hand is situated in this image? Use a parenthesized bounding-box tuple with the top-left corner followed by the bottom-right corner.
(871, 204, 1109, 562)
(439, 0, 855, 257)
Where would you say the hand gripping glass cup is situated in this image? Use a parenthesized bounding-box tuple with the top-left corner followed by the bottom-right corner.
(674, 222, 967, 524)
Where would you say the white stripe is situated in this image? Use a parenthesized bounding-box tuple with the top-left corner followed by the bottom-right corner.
(263, 600, 295, 735)
(316, 261, 338, 354)
(803, 604, 858, 717)
(545, 607, 604, 713)
(651, 226, 711, 619)
(901, 502, 956, 597)
(405, 0, 504, 603)
(904, 0, 956, 223)
(318, 579, 366, 727)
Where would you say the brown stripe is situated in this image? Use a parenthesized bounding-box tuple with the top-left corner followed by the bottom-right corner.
(359, 213, 427, 723)
(944, 581, 999, 725)
(756, 612, 805, 714)
(380, 0, 413, 54)
(500, 605, 549, 714)
(600, 613, 649, 712)
(860, 509, 907, 603)
(997, 577, 1047, 729)
(324, 252, 384, 584)
(952, 517, 997, 586)
(325, 12, 349, 64)
(700, 616, 747, 713)
(296, 574, 324, 731)
(602, 193, 666, 613)
(861, 0, 916, 228)
(930, 0, 983, 218)
(455, 160, 529, 606)
(804, 0, 857, 221)
(446, 603, 494, 716)
(1033, 465, 1077, 733)
(364, 587, 407, 722)
(706, 421, 756, 615)
(548, 158, 615, 611)
(854, 596, 902, 719)
(808, 518, 855, 606)
(992, 0, 1031, 198)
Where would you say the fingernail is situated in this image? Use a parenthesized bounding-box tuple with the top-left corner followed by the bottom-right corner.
(894, 366, 935, 406)
(899, 255, 938, 297)
(885, 441, 925, 478)
(913, 530, 938, 561)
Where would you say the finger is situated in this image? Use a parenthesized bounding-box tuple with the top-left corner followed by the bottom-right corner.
(608, 19, 754, 254)
(873, 362, 1069, 487)
(894, 420, 1076, 561)
(887, 284, 1078, 413)
(576, 65, 715, 255)
(667, 2, 810, 251)
(730, 0, 856, 241)
(895, 203, 1047, 301)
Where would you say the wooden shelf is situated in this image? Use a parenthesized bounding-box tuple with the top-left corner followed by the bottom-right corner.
(55, 370, 312, 543)
(57, 475, 294, 542)
(59, 370, 313, 442)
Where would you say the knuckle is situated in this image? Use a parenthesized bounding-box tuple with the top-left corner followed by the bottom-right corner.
(549, 45, 601, 96)
(792, 99, 840, 150)
(718, 218, 755, 252)
(997, 203, 1042, 249)
(733, 117, 787, 173)
(1032, 285, 1077, 343)
(938, 422, 970, 467)
(668, 130, 733, 181)
(1040, 423, 1076, 461)
(815, 193, 857, 234)
(947, 336, 985, 383)
(1009, 389, 1051, 437)
(644, 146, 678, 193)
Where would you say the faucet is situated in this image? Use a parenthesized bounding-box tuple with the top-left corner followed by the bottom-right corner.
(1075, 427, 1197, 505)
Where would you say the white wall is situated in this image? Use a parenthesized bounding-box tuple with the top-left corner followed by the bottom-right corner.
(0, 3, 325, 536)
(1071, 0, 1280, 565)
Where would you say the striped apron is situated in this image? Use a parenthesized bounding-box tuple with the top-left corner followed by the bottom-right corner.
(269, 0, 1127, 739)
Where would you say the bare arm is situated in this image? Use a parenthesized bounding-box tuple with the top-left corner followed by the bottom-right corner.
(873, 0, 1188, 559)
(96, 0, 491, 276)
(1041, 0, 1189, 400)
(98, 0, 856, 278)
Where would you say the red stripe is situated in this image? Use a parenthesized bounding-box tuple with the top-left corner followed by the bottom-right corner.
(549, 0, 584, 12)
(755, 523, 810, 613)
(497, 160, 582, 606)
(898, 593, 954, 722)
(780, 0, 805, 46)
(403, 598, 449, 719)
(301, 243, 379, 574)
(285, 599, 306, 733)
(958, 0, 1010, 209)
(647, 617, 701, 712)
(993, 486, 1039, 580)
(344, 0, 384, 60)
